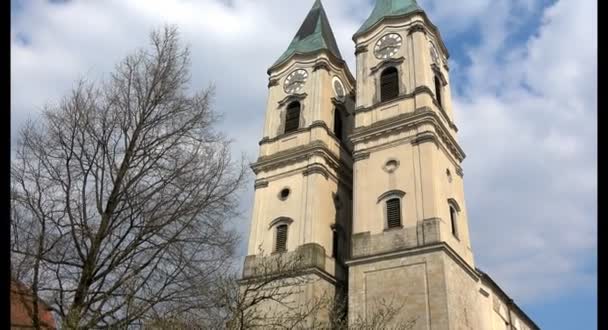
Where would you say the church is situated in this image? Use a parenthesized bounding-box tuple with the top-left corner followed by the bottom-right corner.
(241, 0, 539, 329)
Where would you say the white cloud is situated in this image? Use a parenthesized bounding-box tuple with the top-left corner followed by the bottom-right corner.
(11, 0, 596, 305)
(453, 0, 597, 302)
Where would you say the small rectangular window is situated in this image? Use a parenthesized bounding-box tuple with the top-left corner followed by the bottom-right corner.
(276, 225, 288, 252)
(386, 198, 402, 229)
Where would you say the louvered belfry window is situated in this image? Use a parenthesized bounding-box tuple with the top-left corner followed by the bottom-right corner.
(386, 198, 402, 229)
(284, 102, 301, 134)
(380, 67, 399, 102)
(276, 224, 288, 253)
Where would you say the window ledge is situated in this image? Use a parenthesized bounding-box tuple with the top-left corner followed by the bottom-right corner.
(384, 226, 404, 232)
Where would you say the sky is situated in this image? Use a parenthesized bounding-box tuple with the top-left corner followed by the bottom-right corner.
(10, 0, 597, 329)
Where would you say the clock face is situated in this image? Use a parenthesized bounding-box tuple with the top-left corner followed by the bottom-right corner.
(284, 69, 308, 94)
(333, 77, 345, 100)
(374, 33, 402, 59)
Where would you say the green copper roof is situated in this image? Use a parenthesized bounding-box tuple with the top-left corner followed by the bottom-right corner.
(355, 0, 422, 37)
(270, 0, 343, 70)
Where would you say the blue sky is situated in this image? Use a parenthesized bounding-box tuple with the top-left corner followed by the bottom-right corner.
(10, 0, 596, 328)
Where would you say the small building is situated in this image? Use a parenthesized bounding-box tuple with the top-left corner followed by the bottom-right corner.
(11, 279, 57, 329)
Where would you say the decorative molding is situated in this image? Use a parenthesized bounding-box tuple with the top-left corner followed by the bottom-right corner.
(355, 84, 459, 132)
(456, 167, 464, 178)
(353, 152, 370, 162)
(370, 56, 405, 75)
(277, 93, 307, 108)
(447, 198, 461, 212)
(268, 216, 294, 229)
(431, 63, 448, 86)
(268, 78, 279, 88)
(313, 61, 331, 72)
(411, 131, 439, 147)
(382, 158, 400, 173)
(377, 189, 406, 204)
(351, 107, 466, 162)
(302, 163, 330, 179)
(345, 241, 479, 280)
(355, 44, 368, 55)
(259, 121, 353, 156)
(251, 141, 353, 181)
(443, 63, 450, 72)
(309, 120, 330, 131)
(331, 97, 345, 107)
(408, 23, 427, 35)
(254, 180, 269, 190)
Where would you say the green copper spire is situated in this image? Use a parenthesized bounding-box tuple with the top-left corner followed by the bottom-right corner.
(270, 0, 343, 70)
(355, 0, 422, 37)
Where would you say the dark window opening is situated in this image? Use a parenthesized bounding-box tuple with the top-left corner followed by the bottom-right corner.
(434, 76, 443, 108)
(380, 67, 399, 102)
(450, 206, 458, 238)
(386, 198, 402, 229)
(333, 108, 343, 143)
(279, 188, 290, 200)
(284, 102, 301, 134)
(332, 229, 339, 259)
(276, 224, 288, 252)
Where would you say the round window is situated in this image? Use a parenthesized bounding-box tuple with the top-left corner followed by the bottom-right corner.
(383, 159, 400, 173)
(279, 188, 291, 201)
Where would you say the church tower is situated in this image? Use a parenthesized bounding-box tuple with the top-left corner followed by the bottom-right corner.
(241, 0, 355, 320)
(346, 0, 478, 328)
(242, 1, 540, 329)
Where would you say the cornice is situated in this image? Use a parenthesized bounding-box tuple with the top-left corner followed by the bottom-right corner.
(254, 180, 269, 190)
(353, 152, 370, 162)
(351, 107, 466, 162)
(259, 120, 353, 154)
(355, 85, 458, 132)
(268, 78, 279, 88)
(345, 242, 478, 280)
(313, 61, 331, 72)
(355, 44, 368, 55)
(251, 141, 353, 180)
(407, 22, 426, 35)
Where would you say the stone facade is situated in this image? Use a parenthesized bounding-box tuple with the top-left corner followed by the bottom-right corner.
(241, 1, 539, 329)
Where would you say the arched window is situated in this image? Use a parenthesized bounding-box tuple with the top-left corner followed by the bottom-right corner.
(434, 75, 443, 108)
(447, 199, 460, 239)
(275, 224, 288, 253)
(333, 108, 343, 143)
(380, 67, 399, 102)
(284, 102, 301, 134)
(386, 198, 402, 229)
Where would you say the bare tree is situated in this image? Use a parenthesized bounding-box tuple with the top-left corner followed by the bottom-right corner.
(10, 25, 246, 329)
(152, 247, 417, 330)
